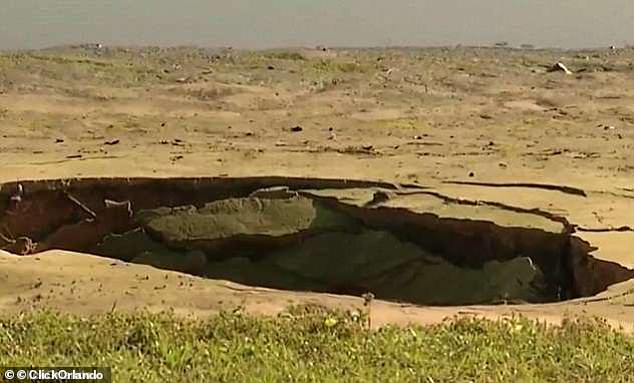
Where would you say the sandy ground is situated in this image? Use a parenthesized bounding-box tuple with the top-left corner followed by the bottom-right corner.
(1, 45, 634, 328)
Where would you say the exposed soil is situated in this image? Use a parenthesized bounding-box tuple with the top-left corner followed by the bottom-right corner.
(0, 177, 632, 306)
(1, 46, 634, 327)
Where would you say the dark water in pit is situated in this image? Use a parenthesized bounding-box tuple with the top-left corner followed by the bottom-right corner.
(1, 0, 633, 50)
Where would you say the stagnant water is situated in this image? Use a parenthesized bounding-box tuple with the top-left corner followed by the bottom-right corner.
(1, 177, 633, 306)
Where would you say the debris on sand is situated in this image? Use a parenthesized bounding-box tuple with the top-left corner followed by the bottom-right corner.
(548, 62, 572, 75)
(1, 237, 36, 255)
(290, 126, 303, 133)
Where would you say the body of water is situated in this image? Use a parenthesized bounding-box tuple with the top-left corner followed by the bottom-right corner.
(1, 0, 633, 50)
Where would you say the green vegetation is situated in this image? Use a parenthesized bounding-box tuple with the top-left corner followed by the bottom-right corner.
(1, 306, 632, 382)
(312, 59, 368, 74)
(264, 51, 307, 61)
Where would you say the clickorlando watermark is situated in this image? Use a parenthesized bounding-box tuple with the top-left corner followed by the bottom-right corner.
(2, 367, 111, 382)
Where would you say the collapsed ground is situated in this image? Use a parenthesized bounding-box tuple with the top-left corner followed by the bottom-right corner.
(2, 176, 630, 306)
(0, 46, 634, 325)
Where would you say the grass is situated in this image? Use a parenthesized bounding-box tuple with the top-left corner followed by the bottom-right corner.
(312, 59, 369, 74)
(1, 305, 633, 382)
(263, 51, 307, 61)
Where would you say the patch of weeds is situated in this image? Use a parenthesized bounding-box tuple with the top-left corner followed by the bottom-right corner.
(308, 77, 343, 93)
(312, 59, 368, 74)
(264, 51, 306, 61)
(1, 307, 632, 382)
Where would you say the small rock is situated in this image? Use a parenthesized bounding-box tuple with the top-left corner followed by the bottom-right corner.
(290, 126, 303, 132)
(104, 139, 120, 145)
(362, 144, 374, 151)
(468, 171, 475, 177)
(548, 62, 572, 75)
(267, 65, 275, 70)
(55, 138, 64, 143)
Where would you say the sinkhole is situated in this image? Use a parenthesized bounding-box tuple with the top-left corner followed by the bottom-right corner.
(1, 176, 632, 306)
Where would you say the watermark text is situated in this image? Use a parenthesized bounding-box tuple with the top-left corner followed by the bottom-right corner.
(2, 367, 111, 382)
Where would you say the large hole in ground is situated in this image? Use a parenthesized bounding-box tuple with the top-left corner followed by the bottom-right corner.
(1, 177, 633, 306)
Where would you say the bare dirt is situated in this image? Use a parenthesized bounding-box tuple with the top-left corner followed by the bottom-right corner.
(1, 45, 634, 329)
